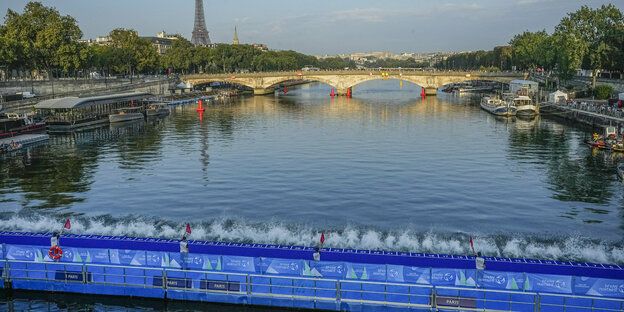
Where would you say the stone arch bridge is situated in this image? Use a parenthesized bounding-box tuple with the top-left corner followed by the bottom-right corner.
(182, 70, 527, 96)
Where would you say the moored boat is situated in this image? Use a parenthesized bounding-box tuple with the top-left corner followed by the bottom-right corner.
(145, 103, 170, 117)
(0, 113, 46, 139)
(509, 95, 538, 116)
(480, 96, 516, 116)
(109, 107, 144, 123)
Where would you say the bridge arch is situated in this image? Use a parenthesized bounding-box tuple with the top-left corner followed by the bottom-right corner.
(183, 71, 525, 96)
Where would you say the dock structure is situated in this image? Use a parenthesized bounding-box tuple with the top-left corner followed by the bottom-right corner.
(34, 93, 154, 133)
(541, 102, 624, 129)
(0, 134, 49, 147)
(0, 231, 623, 311)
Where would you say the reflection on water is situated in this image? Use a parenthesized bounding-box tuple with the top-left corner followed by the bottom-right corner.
(0, 81, 623, 255)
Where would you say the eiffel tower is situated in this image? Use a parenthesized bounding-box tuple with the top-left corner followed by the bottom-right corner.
(191, 0, 211, 46)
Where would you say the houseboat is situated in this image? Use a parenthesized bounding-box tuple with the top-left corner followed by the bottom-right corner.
(35, 93, 154, 132)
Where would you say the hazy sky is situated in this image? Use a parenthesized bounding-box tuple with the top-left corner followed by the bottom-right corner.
(1, 0, 622, 55)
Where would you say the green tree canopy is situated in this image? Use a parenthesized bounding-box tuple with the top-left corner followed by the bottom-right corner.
(1, 1, 84, 77)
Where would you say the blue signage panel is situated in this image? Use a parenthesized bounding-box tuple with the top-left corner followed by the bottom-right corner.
(261, 257, 303, 276)
(526, 273, 572, 294)
(187, 254, 221, 271)
(387, 265, 431, 284)
(86, 248, 110, 264)
(344, 263, 386, 281)
(431, 268, 476, 287)
(221, 256, 256, 273)
(54, 271, 84, 282)
(109, 249, 146, 266)
(5, 245, 39, 261)
(479, 270, 527, 290)
(574, 276, 624, 298)
(309, 261, 345, 278)
(200, 280, 241, 292)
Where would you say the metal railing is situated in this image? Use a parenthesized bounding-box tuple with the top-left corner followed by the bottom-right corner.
(539, 292, 624, 312)
(435, 286, 538, 312)
(3, 259, 624, 312)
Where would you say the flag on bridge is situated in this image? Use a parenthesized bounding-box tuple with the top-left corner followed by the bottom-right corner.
(320, 232, 325, 244)
(64, 219, 71, 230)
(186, 223, 192, 234)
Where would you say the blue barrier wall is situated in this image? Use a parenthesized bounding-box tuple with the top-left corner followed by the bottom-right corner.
(1, 231, 623, 300)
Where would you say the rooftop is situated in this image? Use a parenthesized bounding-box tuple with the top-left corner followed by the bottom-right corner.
(35, 92, 153, 110)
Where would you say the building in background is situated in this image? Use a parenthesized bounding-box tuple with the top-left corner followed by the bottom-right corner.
(142, 36, 173, 55)
(252, 43, 268, 51)
(157, 31, 182, 40)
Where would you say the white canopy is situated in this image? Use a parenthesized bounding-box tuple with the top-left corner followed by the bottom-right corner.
(619, 93, 624, 101)
(549, 90, 568, 102)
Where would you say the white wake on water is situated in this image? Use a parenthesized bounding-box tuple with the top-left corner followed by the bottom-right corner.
(2, 214, 623, 265)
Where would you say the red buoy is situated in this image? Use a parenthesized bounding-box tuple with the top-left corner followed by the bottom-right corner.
(330, 88, 335, 97)
(421, 87, 426, 97)
(346, 88, 352, 98)
(196, 99, 205, 112)
(284, 86, 288, 94)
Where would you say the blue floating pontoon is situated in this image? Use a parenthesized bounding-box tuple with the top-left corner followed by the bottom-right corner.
(1, 231, 622, 311)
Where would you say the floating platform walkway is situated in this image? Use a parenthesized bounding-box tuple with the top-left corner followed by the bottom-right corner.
(0, 231, 623, 311)
(0, 134, 49, 147)
(541, 102, 624, 129)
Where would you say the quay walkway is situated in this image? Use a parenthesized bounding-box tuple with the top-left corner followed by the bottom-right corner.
(1, 232, 623, 311)
(541, 102, 624, 128)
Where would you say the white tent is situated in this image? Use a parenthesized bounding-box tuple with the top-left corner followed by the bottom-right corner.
(549, 90, 568, 102)
(619, 92, 624, 101)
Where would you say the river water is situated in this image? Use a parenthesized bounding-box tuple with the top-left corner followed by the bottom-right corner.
(1, 80, 623, 267)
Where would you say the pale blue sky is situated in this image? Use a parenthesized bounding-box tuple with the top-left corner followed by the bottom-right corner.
(1, 0, 622, 55)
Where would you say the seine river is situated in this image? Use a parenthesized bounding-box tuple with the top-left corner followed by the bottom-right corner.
(1, 80, 624, 310)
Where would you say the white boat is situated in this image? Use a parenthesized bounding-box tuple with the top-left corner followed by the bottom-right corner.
(145, 103, 170, 117)
(480, 96, 516, 116)
(509, 95, 538, 116)
(109, 107, 143, 123)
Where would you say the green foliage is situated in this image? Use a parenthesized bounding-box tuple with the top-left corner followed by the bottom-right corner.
(437, 48, 509, 70)
(509, 30, 549, 70)
(163, 38, 194, 73)
(319, 57, 350, 70)
(592, 85, 613, 99)
(1, 1, 84, 76)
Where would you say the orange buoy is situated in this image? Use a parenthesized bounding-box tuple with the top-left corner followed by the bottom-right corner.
(49, 246, 63, 260)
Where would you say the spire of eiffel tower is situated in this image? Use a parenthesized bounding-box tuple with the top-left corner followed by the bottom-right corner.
(191, 0, 211, 46)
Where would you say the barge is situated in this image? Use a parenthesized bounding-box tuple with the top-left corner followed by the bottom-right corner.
(0, 231, 622, 311)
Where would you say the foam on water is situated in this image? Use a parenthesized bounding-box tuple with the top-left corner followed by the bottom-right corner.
(1, 213, 623, 265)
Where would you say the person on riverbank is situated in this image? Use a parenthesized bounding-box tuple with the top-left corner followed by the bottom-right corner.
(475, 252, 486, 270)
(470, 236, 486, 270)
(50, 232, 59, 248)
(313, 247, 321, 261)
(180, 235, 189, 269)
